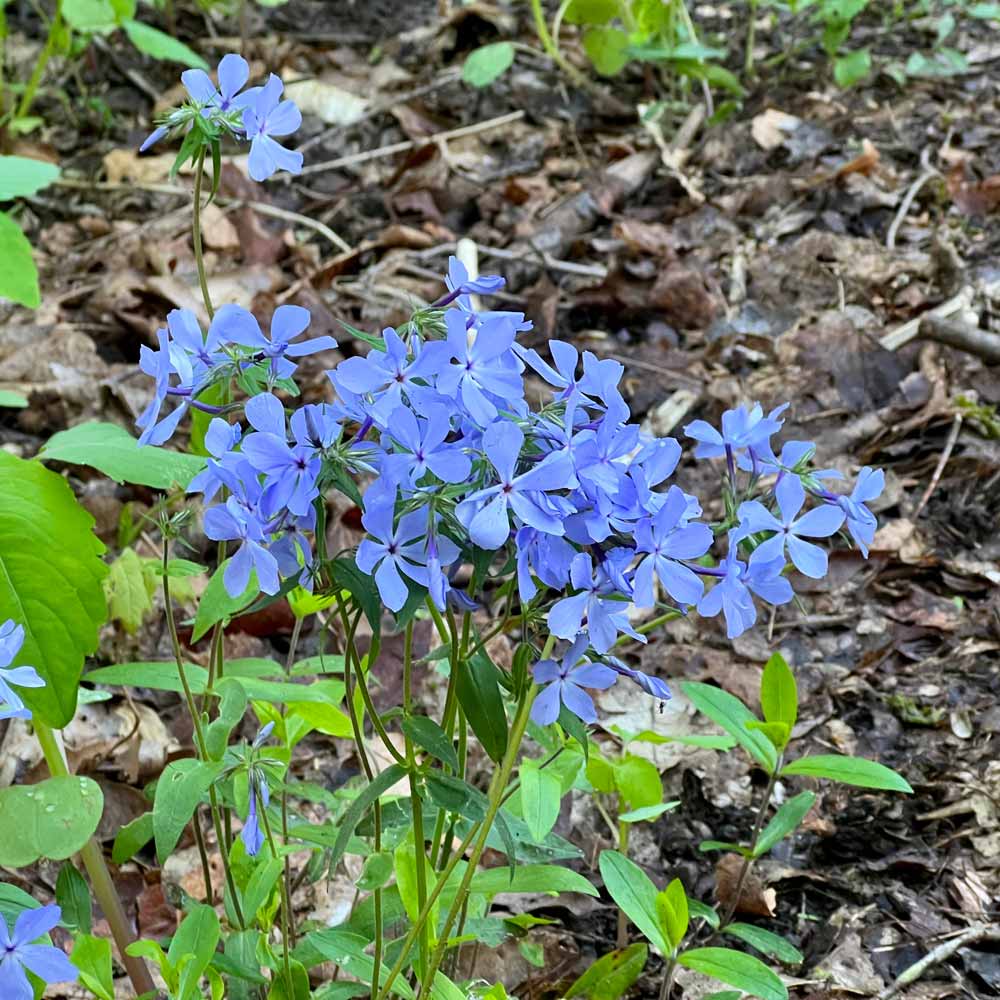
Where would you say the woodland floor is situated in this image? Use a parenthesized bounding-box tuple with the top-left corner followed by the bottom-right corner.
(1, 1, 999, 998)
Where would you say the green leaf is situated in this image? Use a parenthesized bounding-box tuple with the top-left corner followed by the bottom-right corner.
(745, 720, 791, 751)
(620, 802, 678, 824)
(40, 421, 206, 488)
(586, 753, 616, 794)
(113, 811, 154, 863)
(86, 660, 210, 694)
(0, 776, 104, 866)
(598, 850, 669, 955)
(833, 48, 871, 87)
(243, 858, 283, 919)
(0, 452, 107, 726)
(295, 929, 415, 999)
(687, 898, 719, 928)
(0, 883, 42, 929)
(0, 390, 29, 408)
(520, 760, 562, 842)
(677, 947, 787, 1000)
(564, 942, 648, 1000)
(168, 904, 220, 1000)
(614, 754, 662, 810)
(723, 924, 803, 964)
(456, 650, 508, 763)
(583, 27, 629, 75)
(0, 156, 60, 199)
(470, 863, 598, 897)
(328, 764, 408, 875)
(122, 19, 208, 68)
(564, 0, 620, 24)
(153, 758, 225, 862)
(780, 754, 912, 792)
(760, 653, 797, 733)
(330, 557, 382, 639)
(62, 0, 120, 31)
(57, 863, 93, 933)
(401, 715, 458, 771)
(205, 678, 249, 760)
(72, 933, 115, 1000)
(754, 791, 816, 857)
(191, 560, 259, 641)
(0, 211, 39, 308)
(104, 547, 154, 634)
(658, 878, 689, 950)
(681, 682, 777, 773)
(462, 42, 515, 88)
(356, 851, 394, 891)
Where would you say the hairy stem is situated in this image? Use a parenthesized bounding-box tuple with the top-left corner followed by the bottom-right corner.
(33, 721, 156, 997)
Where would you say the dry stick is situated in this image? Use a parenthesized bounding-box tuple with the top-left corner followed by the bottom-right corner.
(912, 413, 963, 519)
(297, 111, 526, 177)
(886, 159, 940, 251)
(919, 314, 1000, 366)
(876, 924, 1000, 1000)
(879, 286, 974, 352)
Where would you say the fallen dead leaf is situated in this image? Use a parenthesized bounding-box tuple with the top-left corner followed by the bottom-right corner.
(834, 138, 881, 180)
(715, 853, 777, 918)
(751, 109, 802, 151)
(283, 76, 367, 126)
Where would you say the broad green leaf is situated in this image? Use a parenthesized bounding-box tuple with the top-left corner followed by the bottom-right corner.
(243, 858, 283, 920)
(394, 839, 438, 934)
(86, 661, 210, 694)
(62, 0, 119, 31)
(0, 210, 39, 308)
(586, 753, 616, 794)
(687, 898, 720, 928)
(356, 851, 394, 891)
(746, 720, 791, 751)
(104, 547, 153, 634)
(760, 653, 797, 732)
(0, 883, 42, 930)
(0, 390, 29, 408)
(723, 923, 803, 964)
(0, 777, 104, 866)
(72, 934, 115, 1000)
(656, 878, 688, 950)
(295, 929, 415, 998)
(122, 19, 208, 68)
(40, 421, 207, 489)
(113, 811, 153, 863)
(462, 42, 515, 88)
(564, 0, 619, 24)
(754, 791, 816, 857)
(0, 156, 60, 198)
(620, 802, 678, 823)
(56, 863, 93, 933)
(583, 27, 629, 75)
(564, 942, 648, 1000)
(780, 754, 912, 792)
(834, 47, 871, 87)
(681, 682, 777, 773)
(614, 754, 662, 809)
(598, 851, 669, 955)
(153, 758, 225, 862)
(168, 904, 220, 1000)
(288, 698, 353, 739)
(191, 560, 258, 641)
(470, 863, 598, 897)
(402, 715, 458, 771)
(456, 650, 508, 763)
(327, 764, 408, 875)
(520, 761, 561, 842)
(0, 452, 107, 726)
(205, 678, 249, 760)
(678, 947, 787, 1000)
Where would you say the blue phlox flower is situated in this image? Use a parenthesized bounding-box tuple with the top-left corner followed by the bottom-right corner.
(270, 508, 316, 587)
(633, 486, 713, 608)
(514, 526, 576, 601)
(187, 418, 242, 501)
(291, 403, 342, 450)
(182, 53, 253, 116)
(684, 402, 789, 463)
(204, 497, 280, 597)
(136, 327, 194, 446)
(0, 620, 44, 722)
(574, 414, 640, 494)
(0, 904, 77, 1000)
(737, 439, 842, 481)
(222, 304, 336, 379)
(139, 124, 170, 153)
(515, 340, 583, 399)
(604, 656, 671, 702)
(445, 256, 505, 297)
(837, 466, 884, 557)
(456, 420, 576, 549)
(241, 74, 303, 181)
(530, 634, 618, 726)
(356, 502, 431, 612)
(738, 474, 845, 579)
(436, 312, 524, 426)
(425, 529, 461, 611)
(380, 405, 470, 486)
(240, 770, 270, 857)
(547, 553, 645, 654)
(252, 721, 275, 749)
(631, 434, 682, 487)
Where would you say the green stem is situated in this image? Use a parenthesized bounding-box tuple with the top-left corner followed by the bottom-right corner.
(527, 0, 589, 89)
(281, 616, 303, 947)
(402, 621, 431, 979)
(415, 684, 537, 1000)
(658, 954, 678, 1000)
(192, 147, 214, 321)
(745, 0, 758, 77)
(259, 787, 294, 995)
(616, 796, 630, 949)
(33, 722, 156, 997)
(15, 0, 62, 122)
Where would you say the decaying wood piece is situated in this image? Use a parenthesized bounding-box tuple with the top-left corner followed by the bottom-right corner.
(918, 315, 1000, 365)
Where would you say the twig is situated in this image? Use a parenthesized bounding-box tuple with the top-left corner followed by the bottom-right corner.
(876, 923, 1000, 1000)
(886, 161, 939, 250)
(421, 240, 607, 279)
(225, 198, 351, 253)
(912, 413, 962, 519)
(297, 110, 525, 176)
(879, 286, 974, 352)
(919, 314, 1000, 365)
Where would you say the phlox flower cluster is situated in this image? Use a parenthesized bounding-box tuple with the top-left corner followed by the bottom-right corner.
(139, 54, 303, 181)
(135, 57, 884, 730)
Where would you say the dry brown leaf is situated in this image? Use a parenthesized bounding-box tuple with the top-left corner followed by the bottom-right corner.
(751, 108, 801, 151)
(103, 148, 178, 186)
(835, 138, 880, 180)
(613, 219, 678, 259)
(283, 76, 367, 126)
(715, 853, 777, 918)
(946, 164, 1000, 216)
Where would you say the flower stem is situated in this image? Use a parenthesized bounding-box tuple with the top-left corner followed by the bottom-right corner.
(259, 788, 294, 996)
(32, 721, 157, 997)
(192, 147, 215, 321)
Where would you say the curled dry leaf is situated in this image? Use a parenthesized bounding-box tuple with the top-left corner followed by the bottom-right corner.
(715, 853, 777, 918)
